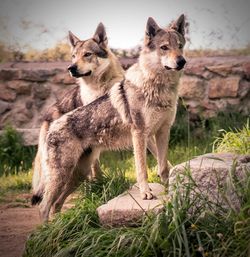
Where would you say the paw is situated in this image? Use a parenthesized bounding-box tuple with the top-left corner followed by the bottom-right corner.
(141, 190, 154, 200)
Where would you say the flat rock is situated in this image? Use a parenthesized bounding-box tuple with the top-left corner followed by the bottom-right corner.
(7, 80, 32, 95)
(169, 153, 250, 209)
(208, 76, 240, 98)
(97, 183, 167, 227)
(179, 76, 205, 99)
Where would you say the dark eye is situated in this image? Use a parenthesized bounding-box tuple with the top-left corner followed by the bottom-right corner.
(160, 45, 169, 51)
(84, 52, 92, 57)
(179, 44, 183, 49)
(72, 54, 76, 58)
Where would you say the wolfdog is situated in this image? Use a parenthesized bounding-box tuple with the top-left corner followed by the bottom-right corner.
(31, 23, 124, 209)
(40, 14, 186, 221)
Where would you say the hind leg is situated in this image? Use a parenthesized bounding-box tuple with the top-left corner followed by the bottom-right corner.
(51, 150, 99, 215)
(38, 159, 78, 221)
(50, 183, 76, 215)
(77, 148, 102, 180)
(76, 149, 102, 183)
(39, 177, 64, 222)
(50, 160, 91, 215)
(90, 150, 103, 180)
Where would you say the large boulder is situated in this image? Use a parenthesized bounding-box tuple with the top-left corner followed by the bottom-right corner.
(169, 153, 250, 209)
(97, 183, 167, 227)
(97, 153, 250, 227)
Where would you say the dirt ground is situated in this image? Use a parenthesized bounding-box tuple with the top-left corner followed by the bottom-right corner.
(0, 193, 40, 257)
(0, 193, 74, 257)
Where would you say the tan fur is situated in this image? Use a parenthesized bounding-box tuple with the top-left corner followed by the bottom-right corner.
(32, 23, 160, 216)
(39, 15, 186, 221)
(32, 23, 124, 208)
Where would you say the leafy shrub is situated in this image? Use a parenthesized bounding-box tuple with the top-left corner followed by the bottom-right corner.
(0, 125, 36, 176)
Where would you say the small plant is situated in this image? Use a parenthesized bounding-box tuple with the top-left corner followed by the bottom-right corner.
(213, 120, 250, 154)
(0, 125, 36, 176)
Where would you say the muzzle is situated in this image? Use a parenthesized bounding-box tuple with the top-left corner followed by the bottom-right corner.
(67, 64, 92, 77)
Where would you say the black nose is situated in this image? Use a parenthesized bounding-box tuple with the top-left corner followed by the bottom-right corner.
(68, 64, 77, 73)
(176, 56, 186, 70)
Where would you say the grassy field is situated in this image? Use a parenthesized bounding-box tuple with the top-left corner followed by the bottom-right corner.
(22, 115, 249, 257)
(0, 111, 249, 257)
(23, 145, 250, 257)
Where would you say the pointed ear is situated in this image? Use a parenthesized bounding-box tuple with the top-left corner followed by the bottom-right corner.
(93, 22, 108, 47)
(68, 31, 80, 47)
(146, 17, 161, 38)
(170, 14, 185, 36)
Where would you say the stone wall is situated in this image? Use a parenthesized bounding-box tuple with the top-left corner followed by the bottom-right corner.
(0, 56, 249, 145)
(179, 56, 250, 118)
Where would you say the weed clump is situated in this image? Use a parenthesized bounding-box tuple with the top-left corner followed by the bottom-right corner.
(213, 120, 250, 154)
(0, 125, 36, 176)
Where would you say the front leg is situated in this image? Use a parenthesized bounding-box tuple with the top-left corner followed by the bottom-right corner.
(155, 122, 171, 184)
(131, 128, 153, 200)
(147, 136, 157, 158)
(147, 136, 173, 169)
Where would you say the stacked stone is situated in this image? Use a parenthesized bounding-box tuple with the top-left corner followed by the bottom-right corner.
(0, 56, 249, 145)
(0, 62, 75, 144)
(179, 56, 250, 118)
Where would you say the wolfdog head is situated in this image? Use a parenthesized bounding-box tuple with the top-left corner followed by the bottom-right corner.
(140, 14, 186, 73)
(68, 23, 111, 78)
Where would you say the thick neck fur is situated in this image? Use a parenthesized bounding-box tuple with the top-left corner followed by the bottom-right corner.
(126, 49, 181, 109)
(78, 48, 124, 105)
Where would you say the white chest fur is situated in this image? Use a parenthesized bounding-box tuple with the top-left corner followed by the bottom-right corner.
(79, 79, 103, 105)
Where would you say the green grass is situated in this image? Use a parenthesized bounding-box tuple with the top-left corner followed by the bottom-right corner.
(213, 120, 250, 154)
(0, 112, 248, 256)
(23, 118, 250, 257)
(24, 163, 250, 257)
(0, 125, 36, 176)
(0, 171, 32, 197)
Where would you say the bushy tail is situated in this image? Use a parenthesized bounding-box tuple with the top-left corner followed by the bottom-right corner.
(31, 190, 43, 205)
(31, 121, 48, 206)
(31, 149, 45, 205)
